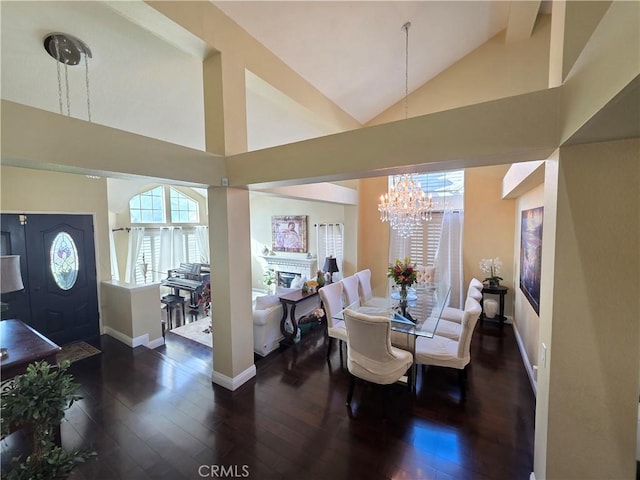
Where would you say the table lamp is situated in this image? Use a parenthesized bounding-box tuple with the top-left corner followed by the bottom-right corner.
(323, 256, 339, 284)
(1, 255, 25, 313)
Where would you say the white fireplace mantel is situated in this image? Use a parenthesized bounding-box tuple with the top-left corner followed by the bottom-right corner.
(259, 255, 317, 281)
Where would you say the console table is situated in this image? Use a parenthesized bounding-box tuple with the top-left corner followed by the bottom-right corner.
(0, 319, 61, 379)
(278, 289, 320, 344)
(481, 285, 509, 330)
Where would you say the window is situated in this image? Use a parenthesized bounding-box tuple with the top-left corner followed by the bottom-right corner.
(50, 232, 79, 290)
(129, 186, 165, 223)
(389, 170, 464, 267)
(170, 188, 199, 223)
(316, 223, 344, 280)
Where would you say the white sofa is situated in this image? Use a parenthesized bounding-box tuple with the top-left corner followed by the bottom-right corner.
(252, 287, 321, 357)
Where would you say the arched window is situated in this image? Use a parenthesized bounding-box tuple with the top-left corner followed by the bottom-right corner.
(170, 188, 199, 223)
(129, 186, 165, 223)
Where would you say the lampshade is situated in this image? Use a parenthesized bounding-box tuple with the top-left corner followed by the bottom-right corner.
(323, 257, 339, 274)
(1, 255, 24, 294)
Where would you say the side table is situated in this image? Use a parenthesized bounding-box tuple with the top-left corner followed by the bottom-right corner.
(481, 285, 509, 330)
(278, 289, 320, 345)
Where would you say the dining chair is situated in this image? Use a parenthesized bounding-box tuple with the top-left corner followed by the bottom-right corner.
(414, 297, 481, 398)
(318, 281, 346, 364)
(440, 281, 483, 324)
(355, 269, 389, 308)
(342, 308, 413, 411)
(470, 277, 484, 290)
(341, 275, 361, 307)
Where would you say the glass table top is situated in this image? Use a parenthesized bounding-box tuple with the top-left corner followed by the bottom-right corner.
(334, 282, 451, 339)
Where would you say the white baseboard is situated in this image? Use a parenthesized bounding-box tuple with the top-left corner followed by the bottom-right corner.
(512, 322, 537, 396)
(212, 364, 257, 391)
(104, 327, 164, 349)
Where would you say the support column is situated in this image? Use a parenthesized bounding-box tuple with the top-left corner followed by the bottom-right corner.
(534, 139, 639, 478)
(208, 186, 255, 389)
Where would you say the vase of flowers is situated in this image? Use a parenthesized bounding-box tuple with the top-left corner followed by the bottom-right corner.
(479, 257, 503, 287)
(388, 257, 417, 319)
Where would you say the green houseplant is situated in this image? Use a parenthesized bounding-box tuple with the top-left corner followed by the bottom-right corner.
(1, 361, 95, 479)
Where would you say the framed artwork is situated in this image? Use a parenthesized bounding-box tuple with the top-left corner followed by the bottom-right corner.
(272, 215, 307, 253)
(520, 207, 544, 315)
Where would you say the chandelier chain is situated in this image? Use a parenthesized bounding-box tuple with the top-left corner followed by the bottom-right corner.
(378, 21, 433, 238)
(54, 36, 63, 115)
(403, 21, 410, 119)
(85, 55, 91, 122)
(64, 63, 71, 116)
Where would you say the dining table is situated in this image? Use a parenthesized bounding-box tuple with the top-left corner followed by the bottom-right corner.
(334, 282, 451, 391)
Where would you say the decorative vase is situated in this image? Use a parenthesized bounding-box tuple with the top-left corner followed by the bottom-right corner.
(399, 284, 409, 317)
(489, 278, 499, 287)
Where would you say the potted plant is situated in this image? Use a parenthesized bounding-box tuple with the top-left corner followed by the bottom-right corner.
(479, 257, 503, 287)
(1, 361, 95, 479)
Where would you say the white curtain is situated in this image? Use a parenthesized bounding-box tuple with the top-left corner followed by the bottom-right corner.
(125, 227, 145, 283)
(195, 226, 210, 263)
(316, 223, 344, 281)
(434, 210, 464, 308)
(109, 229, 120, 281)
(158, 227, 186, 276)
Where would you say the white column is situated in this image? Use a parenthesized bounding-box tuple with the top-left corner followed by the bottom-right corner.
(208, 186, 255, 390)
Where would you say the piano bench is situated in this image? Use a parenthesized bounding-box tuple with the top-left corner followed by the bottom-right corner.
(161, 294, 186, 330)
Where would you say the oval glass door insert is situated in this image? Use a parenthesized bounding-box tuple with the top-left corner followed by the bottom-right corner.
(50, 232, 79, 290)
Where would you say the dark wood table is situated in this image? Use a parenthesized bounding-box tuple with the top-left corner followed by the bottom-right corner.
(278, 289, 320, 344)
(480, 285, 509, 330)
(0, 319, 61, 379)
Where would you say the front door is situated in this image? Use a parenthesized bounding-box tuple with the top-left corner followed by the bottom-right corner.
(0, 214, 100, 345)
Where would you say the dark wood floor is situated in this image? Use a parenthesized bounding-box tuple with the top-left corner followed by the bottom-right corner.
(2, 320, 535, 480)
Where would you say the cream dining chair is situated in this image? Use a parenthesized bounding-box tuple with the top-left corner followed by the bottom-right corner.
(342, 309, 413, 411)
(440, 279, 483, 324)
(341, 275, 361, 307)
(355, 269, 388, 308)
(318, 281, 346, 364)
(414, 297, 482, 398)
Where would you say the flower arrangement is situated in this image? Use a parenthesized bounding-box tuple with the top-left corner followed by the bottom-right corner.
(198, 281, 211, 315)
(387, 257, 417, 288)
(479, 257, 503, 285)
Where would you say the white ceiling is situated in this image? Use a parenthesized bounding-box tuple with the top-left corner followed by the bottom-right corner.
(213, 1, 513, 124)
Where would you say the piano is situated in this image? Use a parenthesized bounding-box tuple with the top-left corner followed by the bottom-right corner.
(162, 263, 210, 308)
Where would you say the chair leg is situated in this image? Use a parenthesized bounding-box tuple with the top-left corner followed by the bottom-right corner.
(326, 337, 333, 360)
(339, 340, 344, 367)
(346, 374, 355, 405)
(458, 367, 468, 399)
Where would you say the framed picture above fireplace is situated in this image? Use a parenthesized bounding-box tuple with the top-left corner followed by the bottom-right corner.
(272, 215, 307, 253)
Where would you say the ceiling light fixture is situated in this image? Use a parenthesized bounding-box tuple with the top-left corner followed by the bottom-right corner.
(44, 32, 93, 122)
(378, 22, 433, 238)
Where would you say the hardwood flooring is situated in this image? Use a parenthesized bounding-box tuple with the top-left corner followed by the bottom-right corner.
(1, 321, 535, 480)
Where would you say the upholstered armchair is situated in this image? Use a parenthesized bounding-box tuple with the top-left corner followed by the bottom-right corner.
(318, 281, 346, 363)
(342, 308, 413, 410)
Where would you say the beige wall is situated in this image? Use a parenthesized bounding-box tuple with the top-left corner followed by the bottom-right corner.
(357, 176, 391, 297)
(534, 138, 640, 479)
(249, 193, 351, 289)
(0, 166, 111, 285)
(514, 182, 544, 382)
(368, 16, 551, 126)
(464, 165, 516, 316)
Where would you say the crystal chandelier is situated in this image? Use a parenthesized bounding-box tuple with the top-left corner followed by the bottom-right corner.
(378, 174, 434, 238)
(377, 22, 434, 238)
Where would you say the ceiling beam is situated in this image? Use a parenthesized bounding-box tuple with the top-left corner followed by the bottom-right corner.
(506, 1, 542, 44)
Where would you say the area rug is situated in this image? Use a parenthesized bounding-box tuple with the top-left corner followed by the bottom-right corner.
(170, 317, 212, 348)
(57, 341, 101, 365)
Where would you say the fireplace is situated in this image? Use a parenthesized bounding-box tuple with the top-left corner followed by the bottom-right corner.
(261, 254, 317, 288)
(277, 271, 298, 288)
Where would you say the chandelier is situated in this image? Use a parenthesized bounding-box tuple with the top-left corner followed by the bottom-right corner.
(378, 174, 433, 238)
(377, 22, 434, 238)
